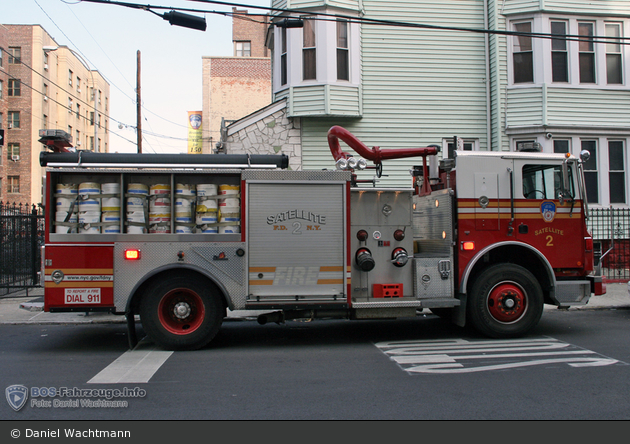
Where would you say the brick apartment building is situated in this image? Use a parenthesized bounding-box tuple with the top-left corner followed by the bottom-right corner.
(201, 9, 271, 153)
(0, 24, 109, 205)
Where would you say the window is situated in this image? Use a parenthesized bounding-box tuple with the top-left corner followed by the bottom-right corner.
(8, 47, 21, 64)
(337, 19, 349, 81)
(7, 143, 20, 160)
(8, 176, 20, 194)
(553, 140, 570, 154)
(8, 111, 19, 128)
(551, 21, 568, 82)
(43, 114, 48, 129)
(302, 18, 316, 80)
(606, 23, 623, 84)
(522, 164, 574, 200)
(280, 27, 288, 86)
(76, 77, 81, 92)
(513, 22, 533, 83)
(8, 79, 20, 97)
(235, 41, 251, 57)
(76, 103, 80, 118)
(0, 80, 2, 99)
(578, 22, 596, 83)
(0, 48, 3, 67)
(90, 111, 95, 126)
(6, 81, 19, 101)
(68, 70, 73, 86)
(608, 140, 625, 203)
(582, 140, 598, 203)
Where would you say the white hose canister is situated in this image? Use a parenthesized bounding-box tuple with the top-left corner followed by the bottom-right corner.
(175, 225, 193, 234)
(196, 184, 217, 197)
(56, 197, 77, 213)
(149, 197, 171, 212)
(200, 225, 218, 234)
(219, 197, 240, 208)
(126, 211, 146, 224)
(149, 224, 171, 234)
(149, 211, 170, 225)
(78, 182, 101, 212)
(176, 183, 196, 196)
(101, 212, 121, 234)
(55, 211, 78, 233)
(196, 199, 218, 213)
(56, 183, 78, 195)
(101, 182, 120, 195)
(196, 212, 218, 226)
(219, 207, 241, 224)
(150, 184, 170, 195)
(219, 184, 239, 196)
(219, 226, 240, 234)
(175, 211, 193, 224)
(127, 225, 146, 234)
(79, 211, 101, 234)
(127, 183, 149, 195)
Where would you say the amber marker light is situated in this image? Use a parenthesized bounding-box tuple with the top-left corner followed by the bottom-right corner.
(124, 249, 141, 260)
(462, 241, 475, 251)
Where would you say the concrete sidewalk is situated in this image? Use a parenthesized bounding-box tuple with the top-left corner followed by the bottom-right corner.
(1, 283, 628, 325)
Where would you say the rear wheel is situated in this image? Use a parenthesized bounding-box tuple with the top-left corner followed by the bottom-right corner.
(467, 264, 543, 338)
(139, 272, 225, 350)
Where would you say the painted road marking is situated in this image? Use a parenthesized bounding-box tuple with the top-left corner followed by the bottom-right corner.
(375, 337, 624, 374)
(88, 340, 173, 384)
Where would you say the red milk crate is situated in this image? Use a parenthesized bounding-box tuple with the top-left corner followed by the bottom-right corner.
(373, 283, 403, 298)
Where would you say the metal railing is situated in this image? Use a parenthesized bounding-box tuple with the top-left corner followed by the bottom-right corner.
(587, 207, 630, 281)
(0, 202, 45, 296)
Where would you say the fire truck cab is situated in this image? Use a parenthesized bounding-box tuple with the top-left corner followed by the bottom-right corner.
(40, 127, 604, 350)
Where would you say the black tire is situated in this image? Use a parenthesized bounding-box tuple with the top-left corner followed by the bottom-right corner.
(467, 264, 543, 338)
(139, 272, 225, 351)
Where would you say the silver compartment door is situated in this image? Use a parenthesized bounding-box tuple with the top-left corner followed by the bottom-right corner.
(247, 182, 346, 302)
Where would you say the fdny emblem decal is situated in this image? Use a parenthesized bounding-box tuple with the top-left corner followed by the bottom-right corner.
(541, 201, 556, 223)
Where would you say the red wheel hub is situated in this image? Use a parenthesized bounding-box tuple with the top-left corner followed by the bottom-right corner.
(487, 282, 527, 323)
(158, 288, 205, 335)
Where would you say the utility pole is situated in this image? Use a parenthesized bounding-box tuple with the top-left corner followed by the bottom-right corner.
(137, 50, 142, 153)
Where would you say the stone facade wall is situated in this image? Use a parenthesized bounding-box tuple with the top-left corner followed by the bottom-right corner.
(226, 108, 302, 171)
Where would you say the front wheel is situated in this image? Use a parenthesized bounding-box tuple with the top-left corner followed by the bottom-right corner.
(139, 273, 225, 350)
(467, 264, 543, 338)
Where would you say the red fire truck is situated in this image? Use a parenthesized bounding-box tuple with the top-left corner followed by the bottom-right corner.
(39, 126, 605, 350)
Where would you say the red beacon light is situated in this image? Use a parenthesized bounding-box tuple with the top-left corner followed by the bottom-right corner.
(124, 249, 141, 260)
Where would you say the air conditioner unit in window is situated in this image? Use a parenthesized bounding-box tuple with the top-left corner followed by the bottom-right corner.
(8, 124, 12, 129)
(78, 88, 81, 93)
(43, 96, 48, 101)
(44, 64, 48, 70)
(12, 155, 20, 161)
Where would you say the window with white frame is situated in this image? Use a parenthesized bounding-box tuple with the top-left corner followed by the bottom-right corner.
(582, 140, 599, 203)
(578, 22, 596, 84)
(553, 139, 570, 154)
(280, 26, 287, 86)
(551, 21, 569, 82)
(608, 140, 626, 203)
(302, 18, 316, 81)
(8, 176, 19, 194)
(235, 41, 251, 57)
(511, 16, 628, 87)
(606, 23, 623, 84)
(513, 21, 534, 83)
(337, 19, 349, 81)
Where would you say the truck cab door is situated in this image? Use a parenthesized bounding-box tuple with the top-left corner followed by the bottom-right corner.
(515, 161, 584, 269)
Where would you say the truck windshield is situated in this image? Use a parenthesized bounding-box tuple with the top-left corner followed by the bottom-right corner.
(522, 164, 574, 200)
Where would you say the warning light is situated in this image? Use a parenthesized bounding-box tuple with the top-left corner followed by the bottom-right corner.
(461, 241, 475, 251)
(124, 249, 141, 260)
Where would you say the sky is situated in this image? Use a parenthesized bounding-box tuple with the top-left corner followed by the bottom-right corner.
(3, 0, 271, 153)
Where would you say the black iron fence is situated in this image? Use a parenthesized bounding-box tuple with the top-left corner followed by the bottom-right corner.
(0, 202, 45, 296)
(587, 207, 630, 281)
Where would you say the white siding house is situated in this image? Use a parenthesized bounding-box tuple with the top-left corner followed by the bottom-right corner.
(225, 0, 630, 207)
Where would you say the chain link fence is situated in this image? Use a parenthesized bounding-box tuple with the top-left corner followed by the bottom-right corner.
(0, 202, 45, 296)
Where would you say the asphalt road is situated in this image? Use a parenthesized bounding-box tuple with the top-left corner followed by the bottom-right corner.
(1, 307, 629, 421)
